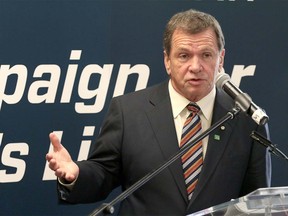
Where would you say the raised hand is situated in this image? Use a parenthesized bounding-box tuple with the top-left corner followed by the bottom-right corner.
(46, 133, 79, 183)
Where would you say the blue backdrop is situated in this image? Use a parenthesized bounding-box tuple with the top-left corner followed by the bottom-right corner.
(0, 0, 287, 215)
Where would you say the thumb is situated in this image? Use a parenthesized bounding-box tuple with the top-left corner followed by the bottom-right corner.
(49, 132, 62, 152)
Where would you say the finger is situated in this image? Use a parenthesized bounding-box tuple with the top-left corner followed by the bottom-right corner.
(48, 159, 59, 171)
(65, 174, 76, 182)
(49, 132, 62, 152)
(55, 169, 65, 179)
(55, 168, 74, 182)
(46, 153, 53, 161)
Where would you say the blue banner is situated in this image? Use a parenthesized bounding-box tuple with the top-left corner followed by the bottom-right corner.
(0, 0, 287, 215)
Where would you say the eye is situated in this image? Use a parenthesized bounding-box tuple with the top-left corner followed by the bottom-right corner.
(179, 53, 189, 61)
(203, 52, 212, 58)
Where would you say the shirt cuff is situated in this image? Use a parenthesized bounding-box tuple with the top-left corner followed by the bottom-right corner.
(58, 177, 77, 191)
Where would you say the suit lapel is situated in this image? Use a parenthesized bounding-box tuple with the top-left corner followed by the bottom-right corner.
(146, 81, 188, 203)
(188, 89, 237, 207)
(145, 83, 238, 206)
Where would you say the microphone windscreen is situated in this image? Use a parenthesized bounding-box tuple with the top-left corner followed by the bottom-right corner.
(216, 72, 230, 89)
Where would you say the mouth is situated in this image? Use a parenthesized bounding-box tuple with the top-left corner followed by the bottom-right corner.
(188, 78, 204, 85)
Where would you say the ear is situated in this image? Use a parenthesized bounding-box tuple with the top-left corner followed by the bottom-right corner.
(218, 49, 225, 72)
(163, 50, 171, 75)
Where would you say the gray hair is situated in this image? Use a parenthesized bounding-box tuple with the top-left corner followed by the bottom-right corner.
(163, 9, 225, 55)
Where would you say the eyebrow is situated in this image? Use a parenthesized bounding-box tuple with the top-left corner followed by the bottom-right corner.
(175, 46, 216, 54)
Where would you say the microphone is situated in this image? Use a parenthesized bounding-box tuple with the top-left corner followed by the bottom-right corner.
(216, 72, 269, 126)
(250, 130, 288, 161)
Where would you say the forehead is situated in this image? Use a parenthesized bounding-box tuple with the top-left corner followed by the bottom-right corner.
(171, 28, 218, 51)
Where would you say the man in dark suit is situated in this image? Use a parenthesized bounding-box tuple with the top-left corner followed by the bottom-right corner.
(46, 9, 271, 215)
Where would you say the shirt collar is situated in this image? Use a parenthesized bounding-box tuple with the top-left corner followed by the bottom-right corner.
(168, 80, 216, 121)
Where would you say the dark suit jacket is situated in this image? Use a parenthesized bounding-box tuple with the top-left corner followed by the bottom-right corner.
(59, 80, 271, 215)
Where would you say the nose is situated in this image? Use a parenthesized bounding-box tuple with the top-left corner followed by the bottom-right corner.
(188, 56, 202, 73)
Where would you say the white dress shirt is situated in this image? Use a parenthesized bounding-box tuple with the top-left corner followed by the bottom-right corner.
(168, 80, 216, 158)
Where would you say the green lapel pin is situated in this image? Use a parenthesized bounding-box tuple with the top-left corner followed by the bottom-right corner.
(214, 134, 220, 141)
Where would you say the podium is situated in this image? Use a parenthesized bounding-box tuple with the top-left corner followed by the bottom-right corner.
(189, 187, 288, 216)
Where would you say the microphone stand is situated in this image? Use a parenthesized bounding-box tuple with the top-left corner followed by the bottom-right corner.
(250, 130, 288, 161)
(89, 106, 241, 216)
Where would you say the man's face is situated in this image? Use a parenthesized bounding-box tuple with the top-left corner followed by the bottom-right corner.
(164, 28, 225, 102)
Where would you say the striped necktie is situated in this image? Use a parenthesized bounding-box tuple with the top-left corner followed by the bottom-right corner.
(180, 103, 203, 200)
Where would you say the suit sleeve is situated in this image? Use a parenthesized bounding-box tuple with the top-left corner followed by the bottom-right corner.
(58, 97, 124, 203)
(240, 122, 272, 196)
